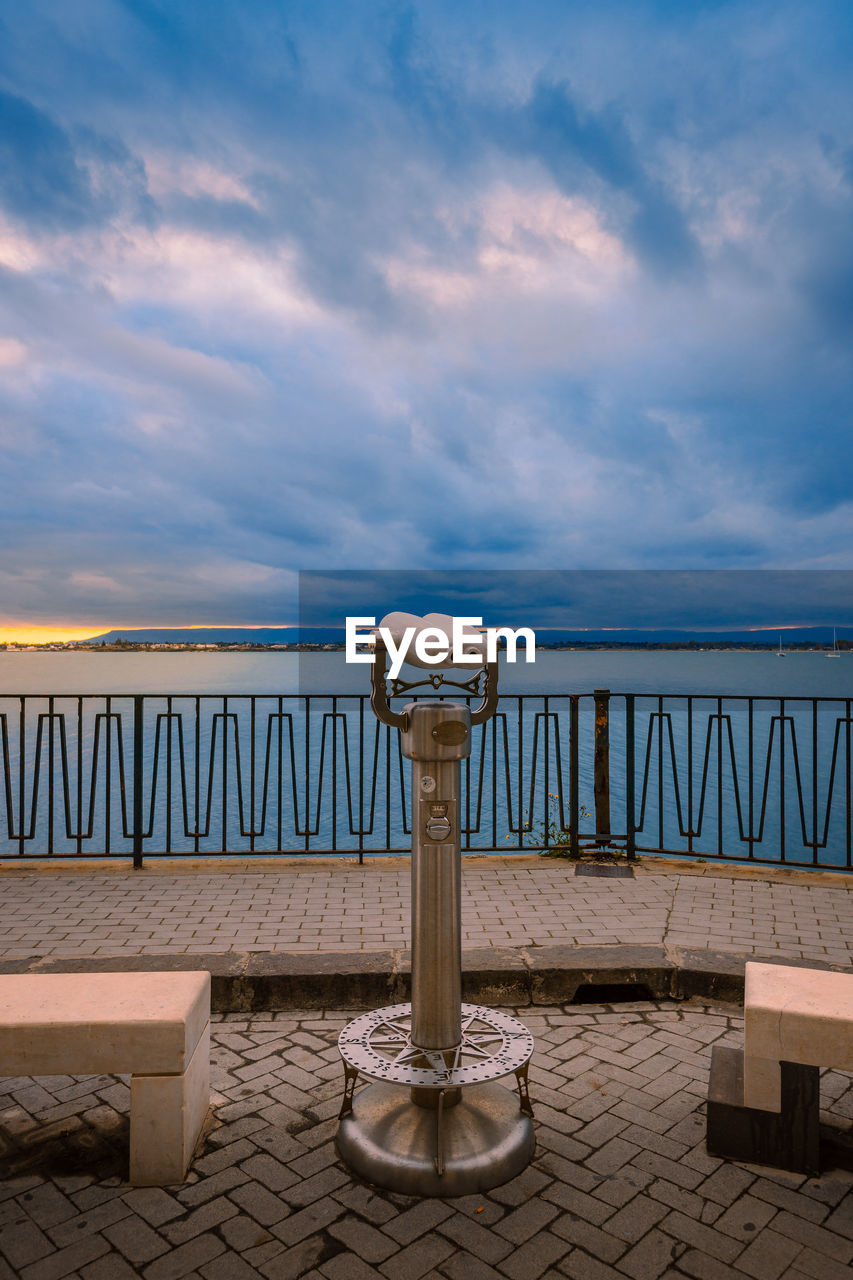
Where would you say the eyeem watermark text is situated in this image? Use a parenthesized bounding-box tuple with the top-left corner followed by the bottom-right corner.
(346, 616, 536, 679)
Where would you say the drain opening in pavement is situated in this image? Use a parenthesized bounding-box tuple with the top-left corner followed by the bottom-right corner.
(572, 981, 655, 1003)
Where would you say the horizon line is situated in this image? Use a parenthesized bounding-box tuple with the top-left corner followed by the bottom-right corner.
(1, 621, 847, 645)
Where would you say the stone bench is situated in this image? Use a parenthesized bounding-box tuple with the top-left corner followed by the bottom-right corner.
(707, 961, 853, 1173)
(0, 971, 210, 1185)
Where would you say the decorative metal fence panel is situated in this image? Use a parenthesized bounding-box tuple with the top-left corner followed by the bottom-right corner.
(0, 692, 850, 870)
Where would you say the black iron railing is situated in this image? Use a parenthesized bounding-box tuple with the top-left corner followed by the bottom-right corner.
(0, 691, 851, 870)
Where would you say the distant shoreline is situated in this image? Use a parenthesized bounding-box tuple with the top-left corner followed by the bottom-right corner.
(2, 641, 848, 654)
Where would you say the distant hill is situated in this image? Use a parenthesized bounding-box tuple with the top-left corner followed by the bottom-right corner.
(76, 627, 336, 645)
(536, 627, 852, 646)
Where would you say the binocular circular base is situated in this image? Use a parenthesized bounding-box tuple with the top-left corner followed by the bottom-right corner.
(336, 1080, 535, 1198)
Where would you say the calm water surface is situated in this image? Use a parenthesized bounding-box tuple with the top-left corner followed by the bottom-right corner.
(0, 648, 850, 697)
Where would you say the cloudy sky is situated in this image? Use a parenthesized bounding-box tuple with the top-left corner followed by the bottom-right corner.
(1, 0, 852, 637)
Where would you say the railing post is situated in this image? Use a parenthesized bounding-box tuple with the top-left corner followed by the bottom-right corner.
(625, 695, 636, 861)
(18, 697, 26, 858)
(569, 696, 580, 857)
(132, 695, 144, 869)
(593, 689, 611, 847)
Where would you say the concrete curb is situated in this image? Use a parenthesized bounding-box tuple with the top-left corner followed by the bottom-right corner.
(1, 945, 849, 1011)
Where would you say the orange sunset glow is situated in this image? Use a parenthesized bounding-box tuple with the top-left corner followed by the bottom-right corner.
(0, 624, 291, 645)
(0, 625, 105, 645)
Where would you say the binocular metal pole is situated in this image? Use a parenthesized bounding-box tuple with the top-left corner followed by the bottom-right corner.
(335, 643, 535, 1196)
(409, 703, 463, 1059)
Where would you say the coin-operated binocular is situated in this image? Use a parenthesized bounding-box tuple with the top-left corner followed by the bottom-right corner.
(335, 613, 535, 1196)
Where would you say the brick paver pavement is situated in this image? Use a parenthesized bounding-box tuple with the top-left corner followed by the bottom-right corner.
(2, 999, 852, 1280)
(0, 862, 851, 967)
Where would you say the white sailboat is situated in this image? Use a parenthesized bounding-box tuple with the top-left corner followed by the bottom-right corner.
(827, 627, 841, 658)
(776, 633, 785, 657)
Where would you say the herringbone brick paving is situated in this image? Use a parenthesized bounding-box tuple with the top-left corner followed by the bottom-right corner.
(2, 1000, 852, 1280)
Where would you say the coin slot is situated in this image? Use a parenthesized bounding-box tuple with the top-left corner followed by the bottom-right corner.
(425, 815, 452, 842)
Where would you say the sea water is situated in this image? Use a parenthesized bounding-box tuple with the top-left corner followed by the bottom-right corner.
(0, 646, 850, 697)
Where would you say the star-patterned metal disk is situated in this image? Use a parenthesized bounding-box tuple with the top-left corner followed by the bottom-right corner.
(338, 1002, 534, 1088)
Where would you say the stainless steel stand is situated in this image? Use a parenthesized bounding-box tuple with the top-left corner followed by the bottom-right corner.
(335, 641, 535, 1196)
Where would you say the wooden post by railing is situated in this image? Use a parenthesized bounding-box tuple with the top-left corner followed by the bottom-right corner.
(593, 689, 611, 847)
